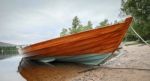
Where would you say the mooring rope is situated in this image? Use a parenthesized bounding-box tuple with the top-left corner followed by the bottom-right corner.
(79, 26, 150, 73)
(131, 27, 150, 47)
(78, 66, 150, 73)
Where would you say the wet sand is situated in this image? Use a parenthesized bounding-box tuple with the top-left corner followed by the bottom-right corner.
(18, 44, 150, 81)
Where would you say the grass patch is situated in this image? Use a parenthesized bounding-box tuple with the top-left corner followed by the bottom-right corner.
(146, 40, 150, 44)
(124, 41, 140, 46)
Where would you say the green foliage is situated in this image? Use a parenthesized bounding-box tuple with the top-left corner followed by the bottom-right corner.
(125, 27, 138, 41)
(121, 0, 150, 23)
(69, 16, 80, 34)
(99, 19, 109, 26)
(79, 21, 93, 32)
(96, 19, 110, 28)
(121, 0, 150, 41)
(86, 21, 93, 30)
(114, 20, 118, 24)
(60, 16, 93, 36)
(147, 40, 150, 44)
(0, 46, 18, 55)
(72, 16, 80, 29)
(60, 16, 121, 37)
(60, 28, 68, 37)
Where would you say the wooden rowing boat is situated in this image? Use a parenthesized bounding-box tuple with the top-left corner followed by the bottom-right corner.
(22, 17, 132, 65)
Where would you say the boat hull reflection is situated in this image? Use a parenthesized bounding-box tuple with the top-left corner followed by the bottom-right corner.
(18, 58, 90, 81)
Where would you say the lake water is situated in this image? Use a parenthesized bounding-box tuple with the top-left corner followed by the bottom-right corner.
(0, 55, 25, 81)
(0, 55, 88, 81)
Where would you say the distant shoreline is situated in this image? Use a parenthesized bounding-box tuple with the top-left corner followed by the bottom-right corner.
(0, 54, 19, 60)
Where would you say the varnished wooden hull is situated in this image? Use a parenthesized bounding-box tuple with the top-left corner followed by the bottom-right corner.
(23, 17, 132, 58)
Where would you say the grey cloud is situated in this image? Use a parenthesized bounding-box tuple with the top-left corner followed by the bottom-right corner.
(0, 0, 122, 45)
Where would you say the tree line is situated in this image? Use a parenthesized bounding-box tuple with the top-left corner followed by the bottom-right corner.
(0, 46, 18, 55)
(60, 0, 150, 42)
(60, 16, 115, 37)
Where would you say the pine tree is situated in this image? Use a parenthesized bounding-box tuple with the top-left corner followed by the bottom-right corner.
(86, 21, 93, 30)
(69, 16, 80, 34)
(96, 19, 109, 28)
(99, 19, 109, 26)
(60, 16, 93, 36)
(60, 28, 68, 36)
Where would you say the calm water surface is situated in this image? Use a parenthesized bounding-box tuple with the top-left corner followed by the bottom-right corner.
(0, 55, 25, 81)
(0, 55, 88, 81)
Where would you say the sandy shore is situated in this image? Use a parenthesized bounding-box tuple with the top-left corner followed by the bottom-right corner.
(69, 44, 150, 81)
(19, 44, 150, 81)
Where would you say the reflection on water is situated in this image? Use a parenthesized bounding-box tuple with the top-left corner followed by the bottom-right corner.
(0, 55, 91, 81)
(0, 55, 25, 81)
(18, 57, 90, 81)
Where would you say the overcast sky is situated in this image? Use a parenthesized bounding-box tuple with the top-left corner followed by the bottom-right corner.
(0, 0, 123, 45)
